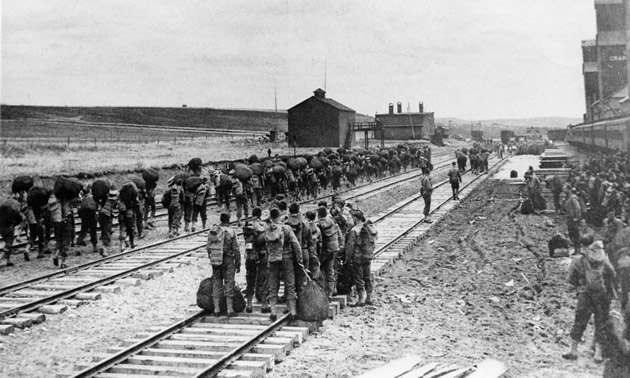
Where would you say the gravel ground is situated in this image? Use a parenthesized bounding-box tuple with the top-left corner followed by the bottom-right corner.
(0, 253, 210, 377)
(268, 178, 604, 378)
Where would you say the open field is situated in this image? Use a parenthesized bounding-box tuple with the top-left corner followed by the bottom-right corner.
(1, 105, 288, 132)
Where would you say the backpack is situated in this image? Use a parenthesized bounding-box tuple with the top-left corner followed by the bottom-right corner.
(265, 223, 284, 262)
(169, 186, 181, 207)
(194, 185, 207, 206)
(250, 175, 260, 188)
(585, 261, 606, 293)
(207, 225, 226, 266)
(359, 221, 378, 260)
(233, 180, 244, 196)
(319, 217, 340, 253)
(286, 215, 304, 244)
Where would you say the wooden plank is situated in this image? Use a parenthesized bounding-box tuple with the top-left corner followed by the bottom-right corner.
(465, 359, 508, 378)
(355, 356, 424, 378)
(398, 362, 439, 378)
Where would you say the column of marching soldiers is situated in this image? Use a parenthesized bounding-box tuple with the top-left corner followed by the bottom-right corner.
(0, 145, 436, 270)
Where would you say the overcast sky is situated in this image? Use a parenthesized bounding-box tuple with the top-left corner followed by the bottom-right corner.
(2, 0, 595, 119)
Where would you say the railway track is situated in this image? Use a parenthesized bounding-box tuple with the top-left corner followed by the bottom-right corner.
(60, 155, 504, 378)
(0, 150, 464, 334)
(6, 149, 456, 251)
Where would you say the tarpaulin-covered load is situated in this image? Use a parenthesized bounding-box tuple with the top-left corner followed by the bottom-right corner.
(119, 181, 138, 206)
(27, 186, 52, 208)
(297, 278, 329, 321)
(332, 165, 343, 177)
(196, 277, 246, 313)
(91, 178, 112, 202)
(142, 169, 159, 189)
(318, 156, 330, 166)
(54, 177, 83, 200)
(272, 165, 286, 177)
(188, 157, 202, 170)
(249, 163, 264, 176)
(184, 177, 204, 192)
(287, 158, 299, 170)
(369, 154, 381, 163)
(12, 176, 34, 193)
(130, 176, 146, 191)
(262, 159, 274, 169)
(296, 157, 308, 169)
(0, 198, 22, 228)
(309, 158, 323, 169)
(234, 164, 253, 181)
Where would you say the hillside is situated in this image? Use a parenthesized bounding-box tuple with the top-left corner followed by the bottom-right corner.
(0, 105, 288, 132)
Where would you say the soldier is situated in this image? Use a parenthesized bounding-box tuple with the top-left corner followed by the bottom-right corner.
(242, 207, 270, 313)
(25, 198, 46, 260)
(207, 212, 241, 317)
(564, 187, 583, 255)
(250, 174, 263, 208)
(286, 203, 311, 293)
(144, 182, 157, 230)
(183, 181, 195, 233)
(118, 193, 136, 252)
(76, 190, 105, 256)
(0, 198, 24, 267)
(168, 179, 184, 238)
(317, 206, 344, 300)
(345, 210, 378, 306)
(305, 210, 323, 289)
(266, 207, 303, 321)
(420, 168, 433, 223)
(233, 175, 248, 226)
(191, 178, 209, 232)
(99, 190, 117, 252)
(134, 186, 145, 239)
(563, 237, 616, 362)
(49, 194, 72, 268)
(447, 162, 462, 200)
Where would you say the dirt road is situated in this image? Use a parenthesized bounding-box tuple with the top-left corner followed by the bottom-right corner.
(269, 179, 603, 378)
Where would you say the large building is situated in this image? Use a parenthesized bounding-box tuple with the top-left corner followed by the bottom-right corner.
(375, 102, 435, 140)
(287, 89, 356, 147)
(583, 0, 630, 122)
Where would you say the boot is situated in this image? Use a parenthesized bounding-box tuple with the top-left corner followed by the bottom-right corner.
(184, 222, 190, 232)
(288, 299, 297, 321)
(202, 221, 207, 229)
(562, 339, 579, 360)
(269, 300, 278, 321)
(594, 343, 603, 363)
(327, 282, 335, 301)
(23, 250, 30, 262)
(246, 296, 253, 313)
(191, 222, 196, 233)
(60, 256, 67, 269)
(37, 246, 45, 259)
(261, 298, 271, 313)
(119, 241, 125, 253)
(359, 290, 367, 306)
(226, 297, 236, 317)
(365, 292, 373, 305)
(98, 247, 108, 257)
(213, 297, 221, 317)
(92, 245, 98, 254)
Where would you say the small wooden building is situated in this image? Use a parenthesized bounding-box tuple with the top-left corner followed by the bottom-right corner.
(288, 89, 356, 147)
(375, 102, 435, 140)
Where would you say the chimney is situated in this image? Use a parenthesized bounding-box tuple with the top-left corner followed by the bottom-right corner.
(397, 102, 402, 113)
(313, 88, 326, 99)
(419, 102, 424, 113)
(388, 103, 394, 114)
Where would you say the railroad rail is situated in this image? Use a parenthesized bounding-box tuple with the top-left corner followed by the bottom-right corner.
(63, 154, 505, 378)
(0, 151, 464, 333)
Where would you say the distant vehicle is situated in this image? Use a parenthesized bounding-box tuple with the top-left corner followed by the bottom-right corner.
(566, 116, 630, 152)
(500, 130, 516, 144)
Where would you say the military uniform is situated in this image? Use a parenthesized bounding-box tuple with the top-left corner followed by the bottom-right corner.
(317, 215, 344, 298)
(168, 184, 184, 238)
(242, 217, 269, 312)
(447, 166, 462, 200)
(77, 194, 100, 254)
(564, 192, 582, 254)
(208, 222, 241, 316)
(420, 173, 433, 221)
(118, 199, 136, 251)
(191, 183, 208, 231)
(346, 219, 378, 305)
(0, 198, 24, 266)
(144, 186, 156, 228)
(99, 192, 117, 248)
(286, 212, 312, 293)
(266, 221, 303, 319)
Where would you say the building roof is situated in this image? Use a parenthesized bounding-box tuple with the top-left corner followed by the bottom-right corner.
(288, 94, 355, 112)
